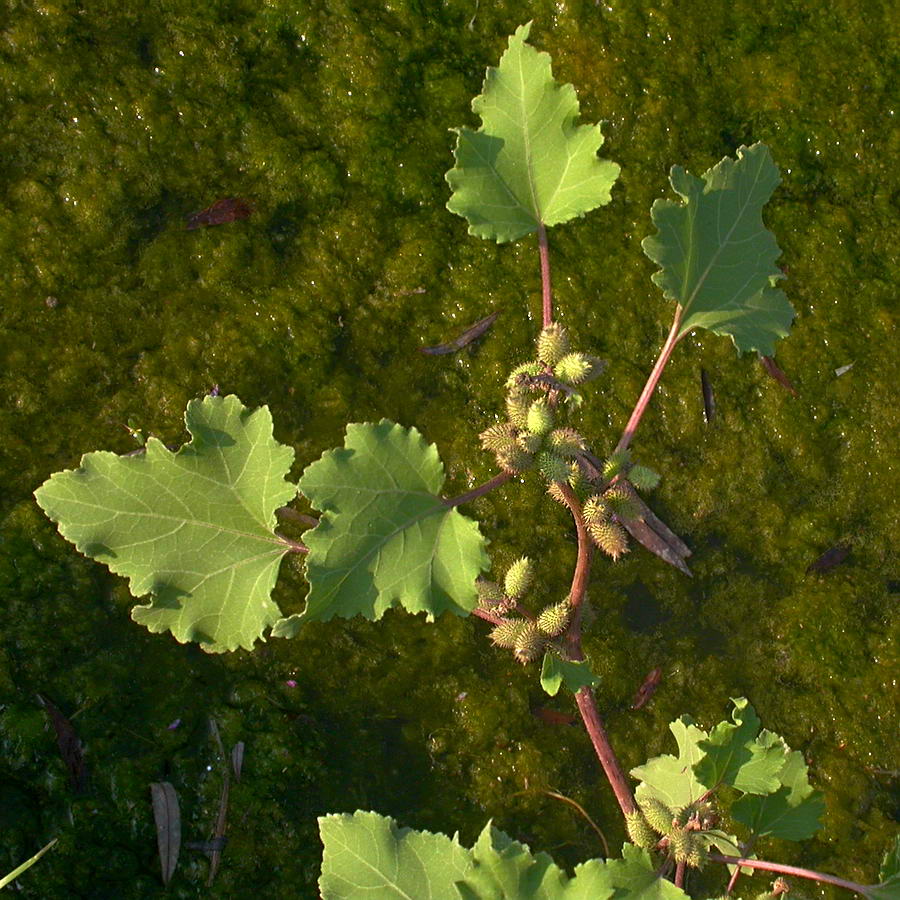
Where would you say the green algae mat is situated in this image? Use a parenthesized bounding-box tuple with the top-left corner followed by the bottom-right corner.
(1, 1, 897, 896)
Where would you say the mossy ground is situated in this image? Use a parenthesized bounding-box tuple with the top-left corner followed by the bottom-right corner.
(0, 0, 896, 896)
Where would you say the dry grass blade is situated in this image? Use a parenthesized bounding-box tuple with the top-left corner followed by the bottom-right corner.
(36, 694, 87, 791)
(542, 790, 610, 858)
(419, 310, 499, 355)
(231, 741, 245, 782)
(150, 782, 181, 886)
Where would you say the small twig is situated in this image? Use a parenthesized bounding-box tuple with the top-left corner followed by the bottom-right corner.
(443, 470, 513, 508)
(707, 854, 871, 894)
(537, 223, 553, 327)
(516, 372, 580, 398)
(471, 606, 505, 627)
(616, 307, 683, 453)
(541, 790, 610, 858)
(674, 859, 686, 889)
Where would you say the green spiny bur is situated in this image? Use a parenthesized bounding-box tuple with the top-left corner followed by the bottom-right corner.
(537, 450, 570, 483)
(629, 464, 660, 491)
(582, 494, 609, 524)
(626, 812, 659, 851)
(479, 422, 518, 452)
(602, 449, 630, 480)
(504, 556, 534, 599)
(526, 398, 554, 435)
(506, 388, 531, 429)
(495, 444, 533, 474)
(547, 428, 585, 457)
(537, 323, 570, 365)
(554, 352, 593, 384)
(489, 619, 525, 649)
(589, 520, 629, 559)
(506, 360, 543, 388)
(518, 432, 545, 454)
(668, 828, 695, 863)
(513, 622, 546, 664)
(476, 580, 505, 609)
(603, 485, 640, 520)
(536, 601, 571, 636)
(639, 797, 676, 835)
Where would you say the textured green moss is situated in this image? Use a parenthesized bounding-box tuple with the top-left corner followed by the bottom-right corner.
(0, 0, 897, 896)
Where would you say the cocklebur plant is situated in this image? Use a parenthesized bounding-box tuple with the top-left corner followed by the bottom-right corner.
(32, 21, 897, 898)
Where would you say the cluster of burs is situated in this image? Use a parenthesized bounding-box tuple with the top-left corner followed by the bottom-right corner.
(627, 797, 720, 873)
(479, 324, 661, 563)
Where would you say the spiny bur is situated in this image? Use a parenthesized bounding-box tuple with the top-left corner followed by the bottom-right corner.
(479, 422, 518, 453)
(588, 520, 629, 560)
(506, 360, 543, 388)
(582, 494, 609, 525)
(489, 619, 525, 650)
(667, 828, 695, 863)
(684, 846, 707, 870)
(536, 600, 571, 637)
(513, 622, 547, 664)
(537, 450, 570, 484)
(506, 389, 531, 429)
(603, 485, 640, 521)
(526, 398, 554, 435)
(537, 323, 569, 366)
(554, 352, 593, 384)
(628, 464, 660, 491)
(547, 428, 585, 457)
(518, 432, 544, 454)
(625, 812, 658, 851)
(567, 460, 586, 490)
(504, 557, 534, 599)
(546, 481, 568, 505)
(639, 797, 676, 835)
(495, 444, 533, 474)
(602, 449, 630, 480)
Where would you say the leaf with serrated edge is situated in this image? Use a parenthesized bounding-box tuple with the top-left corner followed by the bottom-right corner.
(456, 822, 613, 899)
(595, 844, 691, 900)
(642, 143, 794, 356)
(35, 395, 298, 652)
(298, 421, 489, 623)
(631, 716, 708, 810)
(695, 698, 786, 794)
(318, 811, 472, 900)
(540, 655, 598, 697)
(446, 22, 619, 243)
(731, 747, 825, 841)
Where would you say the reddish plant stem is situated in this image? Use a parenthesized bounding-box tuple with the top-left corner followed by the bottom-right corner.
(674, 860, 686, 889)
(277, 534, 308, 554)
(443, 470, 513, 508)
(537, 223, 553, 328)
(615, 307, 684, 454)
(557, 483, 637, 817)
(471, 606, 505, 627)
(707, 855, 870, 895)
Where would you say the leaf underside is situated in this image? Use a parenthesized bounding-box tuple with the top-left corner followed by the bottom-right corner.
(34, 395, 298, 652)
(539, 654, 598, 697)
(446, 22, 619, 243)
(297, 420, 489, 624)
(642, 142, 794, 356)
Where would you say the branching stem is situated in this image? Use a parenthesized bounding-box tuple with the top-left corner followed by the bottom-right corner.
(707, 854, 871, 895)
(615, 306, 683, 454)
(556, 483, 637, 816)
(443, 470, 513, 508)
(538, 223, 553, 328)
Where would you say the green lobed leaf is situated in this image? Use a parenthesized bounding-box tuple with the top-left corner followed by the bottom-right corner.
(318, 811, 472, 900)
(731, 746, 825, 841)
(34, 395, 298, 652)
(862, 837, 900, 900)
(641, 143, 794, 356)
(539, 654, 598, 697)
(694, 698, 786, 794)
(596, 844, 691, 900)
(297, 421, 489, 623)
(631, 716, 708, 810)
(446, 22, 619, 243)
